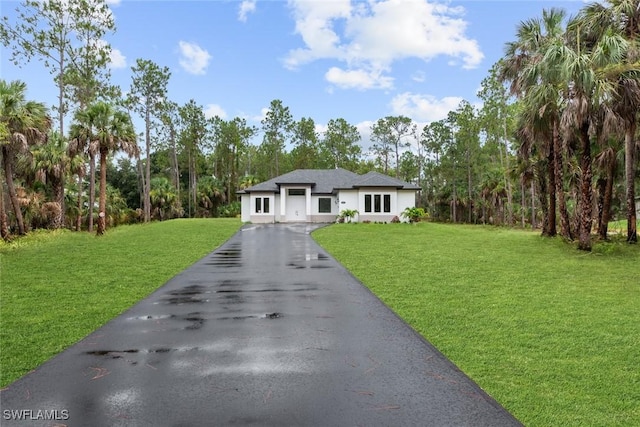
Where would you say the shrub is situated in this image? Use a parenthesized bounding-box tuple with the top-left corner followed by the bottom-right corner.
(339, 209, 359, 223)
(401, 207, 426, 223)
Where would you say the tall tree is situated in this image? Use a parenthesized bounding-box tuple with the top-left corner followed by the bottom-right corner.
(501, 8, 571, 238)
(79, 101, 138, 235)
(449, 101, 481, 223)
(321, 118, 362, 170)
(158, 101, 181, 200)
(370, 116, 413, 177)
(0, 80, 50, 236)
(421, 120, 452, 220)
(69, 107, 101, 231)
(261, 99, 293, 178)
(178, 100, 209, 218)
(0, 0, 115, 138)
(478, 61, 517, 225)
(128, 59, 171, 223)
(30, 131, 69, 229)
(576, 0, 640, 243)
(290, 117, 320, 169)
(558, 17, 630, 250)
(1, 0, 116, 229)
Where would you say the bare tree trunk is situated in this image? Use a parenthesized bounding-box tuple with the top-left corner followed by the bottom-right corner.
(520, 180, 525, 228)
(49, 176, 65, 229)
(625, 122, 637, 243)
(97, 149, 107, 235)
(76, 172, 83, 231)
(0, 169, 10, 241)
(531, 180, 537, 229)
(88, 152, 96, 232)
(191, 150, 197, 217)
(577, 123, 593, 251)
(169, 126, 180, 199)
(597, 154, 615, 240)
(502, 122, 513, 225)
(144, 108, 151, 223)
(467, 147, 472, 223)
(546, 140, 557, 237)
(2, 147, 25, 235)
(553, 123, 572, 239)
(452, 184, 457, 223)
(538, 170, 548, 235)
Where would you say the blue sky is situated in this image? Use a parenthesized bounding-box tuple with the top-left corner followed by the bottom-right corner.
(1, 0, 586, 146)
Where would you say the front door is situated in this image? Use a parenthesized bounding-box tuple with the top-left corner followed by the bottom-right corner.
(286, 189, 307, 222)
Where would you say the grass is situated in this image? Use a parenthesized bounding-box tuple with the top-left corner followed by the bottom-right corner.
(607, 218, 639, 237)
(313, 223, 640, 427)
(0, 218, 241, 387)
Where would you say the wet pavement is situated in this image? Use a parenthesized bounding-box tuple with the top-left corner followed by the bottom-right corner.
(1, 224, 522, 426)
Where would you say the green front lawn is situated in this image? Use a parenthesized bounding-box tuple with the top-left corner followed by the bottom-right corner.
(313, 223, 639, 427)
(0, 219, 241, 386)
(2, 219, 637, 426)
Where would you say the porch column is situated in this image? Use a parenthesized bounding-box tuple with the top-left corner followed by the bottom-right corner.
(280, 187, 286, 219)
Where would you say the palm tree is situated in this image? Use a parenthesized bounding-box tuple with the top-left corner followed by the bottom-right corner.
(558, 17, 629, 250)
(77, 101, 138, 235)
(575, 0, 640, 243)
(30, 131, 68, 228)
(69, 108, 99, 232)
(0, 80, 50, 236)
(501, 8, 572, 238)
(150, 176, 179, 220)
(196, 176, 225, 217)
(594, 144, 622, 239)
(239, 174, 259, 190)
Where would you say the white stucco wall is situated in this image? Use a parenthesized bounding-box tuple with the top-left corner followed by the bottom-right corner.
(240, 194, 250, 222)
(242, 185, 417, 223)
(248, 192, 276, 223)
(280, 185, 312, 222)
(337, 190, 358, 211)
(397, 190, 417, 218)
(309, 194, 338, 222)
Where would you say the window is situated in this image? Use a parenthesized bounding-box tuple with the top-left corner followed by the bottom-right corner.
(364, 193, 391, 213)
(255, 197, 269, 213)
(319, 198, 332, 213)
(288, 189, 305, 196)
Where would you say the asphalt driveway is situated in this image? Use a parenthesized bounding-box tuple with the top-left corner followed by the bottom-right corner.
(1, 223, 522, 426)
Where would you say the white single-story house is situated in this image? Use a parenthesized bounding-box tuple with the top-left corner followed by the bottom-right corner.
(238, 168, 420, 223)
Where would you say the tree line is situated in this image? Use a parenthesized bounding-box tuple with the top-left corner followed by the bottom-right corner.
(1, 0, 638, 251)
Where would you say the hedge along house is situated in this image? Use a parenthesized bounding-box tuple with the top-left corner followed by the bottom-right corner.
(238, 168, 421, 223)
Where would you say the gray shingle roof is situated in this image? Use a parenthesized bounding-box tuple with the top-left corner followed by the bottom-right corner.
(352, 171, 421, 190)
(240, 168, 419, 194)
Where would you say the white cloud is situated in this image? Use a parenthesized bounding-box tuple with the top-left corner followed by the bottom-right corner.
(390, 92, 463, 122)
(109, 48, 126, 69)
(325, 66, 393, 90)
(250, 107, 270, 123)
(178, 41, 212, 75)
(285, 0, 483, 90)
(204, 104, 227, 119)
(355, 120, 375, 152)
(106, 0, 121, 5)
(238, 0, 256, 22)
